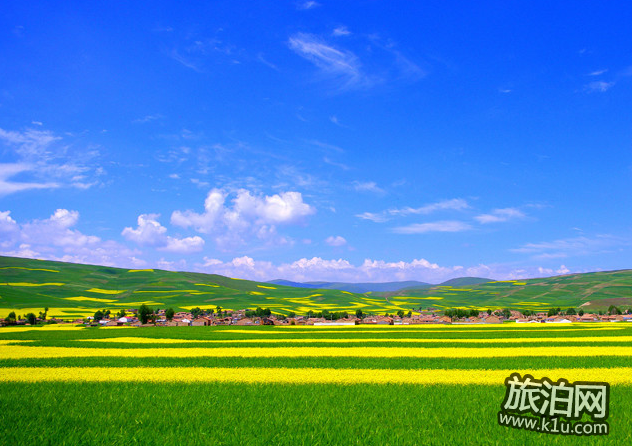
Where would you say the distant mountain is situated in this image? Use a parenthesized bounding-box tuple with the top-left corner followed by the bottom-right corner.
(267, 280, 431, 293)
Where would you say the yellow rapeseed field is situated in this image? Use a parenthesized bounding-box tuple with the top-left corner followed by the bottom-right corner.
(3, 345, 632, 359)
(2, 366, 631, 385)
(76, 335, 632, 344)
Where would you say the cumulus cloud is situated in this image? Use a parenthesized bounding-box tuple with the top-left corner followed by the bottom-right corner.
(474, 207, 525, 224)
(325, 235, 347, 247)
(122, 214, 204, 254)
(171, 188, 315, 250)
(392, 221, 472, 234)
(194, 256, 551, 283)
(0, 209, 143, 267)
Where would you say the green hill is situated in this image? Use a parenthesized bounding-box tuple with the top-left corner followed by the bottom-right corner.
(382, 270, 632, 312)
(1, 256, 631, 318)
(0, 256, 402, 319)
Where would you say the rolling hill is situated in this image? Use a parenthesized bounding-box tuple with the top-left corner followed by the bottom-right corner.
(1, 255, 631, 319)
(381, 270, 632, 312)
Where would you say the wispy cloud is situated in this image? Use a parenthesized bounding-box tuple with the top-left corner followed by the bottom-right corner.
(288, 33, 371, 90)
(352, 181, 385, 195)
(474, 207, 525, 224)
(0, 163, 59, 195)
(511, 234, 629, 259)
(392, 221, 472, 234)
(297, 1, 320, 10)
(323, 157, 350, 170)
(307, 139, 344, 153)
(357, 199, 469, 222)
(332, 26, 351, 37)
(356, 212, 390, 223)
(133, 114, 162, 124)
(390, 199, 470, 217)
(585, 80, 614, 93)
(168, 48, 202, 71)
(588, 69, 608, 76)
(257, 53, 279, 71)
(0, 127, 103, 195)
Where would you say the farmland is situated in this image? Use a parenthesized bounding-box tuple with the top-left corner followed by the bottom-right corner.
(2, 256, 632, 320)
(1, 323, 631, 444)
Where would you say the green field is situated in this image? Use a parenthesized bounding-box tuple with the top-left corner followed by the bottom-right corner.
(1, 255, 632, 319)
(1, 323, 631, 445)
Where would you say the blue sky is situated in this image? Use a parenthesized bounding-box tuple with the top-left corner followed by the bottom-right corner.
(1, 1, 631, 282)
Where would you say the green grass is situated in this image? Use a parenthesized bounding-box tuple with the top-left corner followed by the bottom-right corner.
(1, 383, 630, 445)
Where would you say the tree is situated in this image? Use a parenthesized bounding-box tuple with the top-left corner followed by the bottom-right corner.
(407, 310, 412, 318)
(138, 304, 153, 324)
(397, 310, 405, 318)
(355, 309, 364, 319)
(608, 305, 621, 315)
(117, 309, 126, 319)
(578, 308, 585, 316)
(190, 307, 203, 319)
(39, 307, 49, 321)
(287, 311, 296, 318)
(487, 309, 492, 316)
(25, 313, 37, 325)
(93, 310, 105, 322)
(5, 311, 17, 325)
(165, 308, 175, 321)
(566, 308, 576, 315)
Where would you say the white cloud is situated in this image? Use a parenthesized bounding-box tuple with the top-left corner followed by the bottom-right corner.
(356, 212, 390, 223)
(511, 234, 628, 259)
(352, 181, 385, 195)
(171, 188, 315, 250)
(132, 114, 162, 124)
(122, 214, 204, 254)
(588, 69, 608, 76)
(332, 26, 351, 37)
(389, 199, 470, 216)
(325, 235, 347, 247)
(585, 81, 614, 92)
(0, 163, 59, 195)
(288, 33, 370, 90)
(194, 256, 500, 283)
(474, 207, 525, 224)
(357, 199, 469, 223)
(0, 127, 102, 194)
(297, 1, 320, 10)
(392, 221, 472, 234)
(0, 209, 144, 268)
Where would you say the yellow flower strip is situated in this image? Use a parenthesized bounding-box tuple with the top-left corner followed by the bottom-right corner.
(1, 367, 631, 385)
(76, 336, 632, 345)
(3, 345, 632, 359)
(0, 325, 84, 333)
(0, 282, 64, 286)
